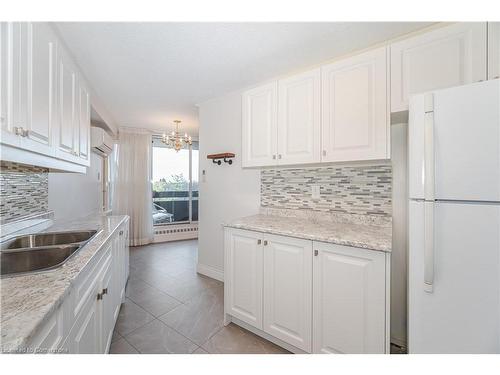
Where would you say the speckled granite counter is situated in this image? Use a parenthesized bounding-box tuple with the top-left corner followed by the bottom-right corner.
(0, 214, 129, 352)
(224, 208, 392, 252)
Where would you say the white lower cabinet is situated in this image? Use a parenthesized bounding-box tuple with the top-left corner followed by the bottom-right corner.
(224, 229, 263, 329)
(224, 228, 390, 354)
(313, 241, 388, 354)
(27, 218, 130, 354)
(263, 234, 312, 352)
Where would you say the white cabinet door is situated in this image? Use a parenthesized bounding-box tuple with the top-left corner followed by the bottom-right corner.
(391, 23, 487, 112)
(29, 304, 66, 353)
(277, 68, 320, 165)
(0, 23, 21, 148)
(313, 242, 387, 354)
(0, 22, 29, 148)
(99, 252, 115, 353)
(78, 79, 90, 161)
(22, 22, 56, 156)
(488, 22, 500, 80)
(224, 228, 263, 329)
(67, 281, 100, 354)
(321, 47, 389, 162)
(57, 47, 77, 156)
(242, 82, 278, 167)
(263, 234, 312, 352)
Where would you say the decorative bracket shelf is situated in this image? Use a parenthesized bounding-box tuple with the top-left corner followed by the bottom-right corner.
(207, 152, 235, 165)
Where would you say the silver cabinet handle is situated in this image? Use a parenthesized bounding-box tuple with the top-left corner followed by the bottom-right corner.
(14, 126, 28, 137)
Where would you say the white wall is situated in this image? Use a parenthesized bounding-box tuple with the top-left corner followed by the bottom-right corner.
(390, 123, 408, 347)
(197, 91, 261, 280)
(48, 152, 103, 221)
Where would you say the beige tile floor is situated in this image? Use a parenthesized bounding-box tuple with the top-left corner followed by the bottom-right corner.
(110, 239, 289, 354)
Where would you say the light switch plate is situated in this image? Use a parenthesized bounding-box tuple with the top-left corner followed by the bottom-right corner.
(311, 185, 320, 199)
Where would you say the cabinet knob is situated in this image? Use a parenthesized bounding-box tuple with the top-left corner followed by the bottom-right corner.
(277, 154, 282, 159)
(272, 155, 276, 160)
(257, 239, 261, 245)
(263, 240, 268, 246)
(102, 288, 108, 295)
(97, 292, 103, 300)
(322, 150, 327, 156)
(119, 230, 123, 236)
(314, 249, 319, 256)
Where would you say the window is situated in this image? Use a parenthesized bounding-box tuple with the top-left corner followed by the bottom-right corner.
(152, 136, 198, 225)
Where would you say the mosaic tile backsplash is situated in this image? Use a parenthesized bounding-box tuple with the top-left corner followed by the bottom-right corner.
(261, 165, 392, 217)
(0, 161, 49, 224)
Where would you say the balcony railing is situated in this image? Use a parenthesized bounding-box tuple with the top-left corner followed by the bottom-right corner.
(152, 190, 198, 225)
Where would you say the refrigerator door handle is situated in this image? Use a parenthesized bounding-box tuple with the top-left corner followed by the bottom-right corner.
(424, 201, 434, 293)
(424, 93, 435, 201)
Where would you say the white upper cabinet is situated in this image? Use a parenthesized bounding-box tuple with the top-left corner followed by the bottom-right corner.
(313, 241, 387, 354)
(391, 23, 487, 112)
(263, 234, 312, 352)
(277, 68, 321, 165)
(0, 22, 91, 171)
(0, 23, 21, 148)
(488, 22, 500, 80)
(78, 79, 90, 161)
(57, 47, 77, 156)
(242, 81, 278, 167)
(321, 47, 389, 162)
(23, 22, 57, 156)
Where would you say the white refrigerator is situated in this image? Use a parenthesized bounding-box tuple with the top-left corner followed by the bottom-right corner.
(408, 79, 500, 353)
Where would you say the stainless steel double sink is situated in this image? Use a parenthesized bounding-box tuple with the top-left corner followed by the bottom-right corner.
(0, 230, 101, 277)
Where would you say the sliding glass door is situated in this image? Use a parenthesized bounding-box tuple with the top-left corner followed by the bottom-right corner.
(152, 136, 198, 225)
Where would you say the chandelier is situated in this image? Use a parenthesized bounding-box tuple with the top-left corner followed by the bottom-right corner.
(161, 120, 192, 152)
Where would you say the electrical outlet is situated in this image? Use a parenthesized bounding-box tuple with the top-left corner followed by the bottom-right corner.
(311, 185, 320, 199)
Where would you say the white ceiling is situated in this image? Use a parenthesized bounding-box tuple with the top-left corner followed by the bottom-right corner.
(54, 22, 433, 136)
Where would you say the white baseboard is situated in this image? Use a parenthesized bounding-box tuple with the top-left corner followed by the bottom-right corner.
(197, 262, 224, 282)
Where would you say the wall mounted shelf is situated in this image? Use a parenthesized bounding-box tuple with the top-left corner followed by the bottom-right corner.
(207, 152, 235, 165)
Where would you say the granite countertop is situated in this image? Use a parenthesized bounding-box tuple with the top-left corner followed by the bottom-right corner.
(0, 214, 129, 352)
(224, 210, 392, 253)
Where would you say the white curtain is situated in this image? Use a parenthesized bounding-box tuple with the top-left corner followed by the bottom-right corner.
(113, 131, 153, 246)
